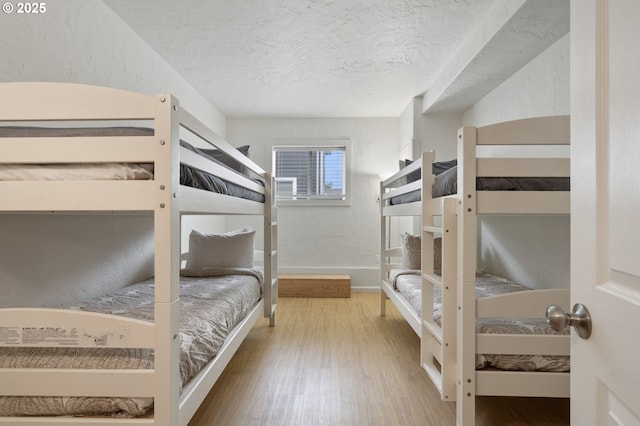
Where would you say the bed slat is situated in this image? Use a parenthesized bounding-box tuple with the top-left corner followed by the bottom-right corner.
(0, 136, 156, 163)
(477, 288, 570, 318)
(382, 179, 421, 201)
(476, 333, 569, 356)
(178, 107, 265, 177)
(0, 181, 156, 212)
(180, 147, 264, 194)
(476, 370, 570, 397)
(476, 191, 569, 214)
(0, 83, 156, 121)
(475, 116, 570, 145)
(0, 369, 155, 397)
(0, 308, 155, 348)
(477, 158, 569, 177)
(179, 185, 264, 215)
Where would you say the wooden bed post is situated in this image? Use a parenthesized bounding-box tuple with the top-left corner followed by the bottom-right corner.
(380, 181, 387, 316)
(456, 126, 477, 426)
(154, 93, 181, 426)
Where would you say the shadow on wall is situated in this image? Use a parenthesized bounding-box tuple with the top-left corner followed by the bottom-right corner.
(0, 215, 154, 308)
(479, 215, 570, 289)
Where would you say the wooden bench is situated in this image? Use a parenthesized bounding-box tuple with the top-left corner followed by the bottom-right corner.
(278, 274, 351, 298)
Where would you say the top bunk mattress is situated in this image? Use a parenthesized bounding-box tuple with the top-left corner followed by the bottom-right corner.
(389, 160, 570, 205)
(0, 126, 265, 203)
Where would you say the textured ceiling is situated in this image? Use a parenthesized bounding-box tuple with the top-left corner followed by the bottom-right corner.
(104, 0, 568, 118)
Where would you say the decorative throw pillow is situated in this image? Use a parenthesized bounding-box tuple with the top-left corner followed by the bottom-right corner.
(432, 159, 457, 175)
(185, 228, 255, 269)
(402, 159, 422, 183)
(434, 237, 442, 276)
(201, 145, 251, 175)
(401, 232, 421, 270)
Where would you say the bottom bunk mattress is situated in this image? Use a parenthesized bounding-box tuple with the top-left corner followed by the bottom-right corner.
(0, 268, 263, 418)
(390, 270, 569, 372)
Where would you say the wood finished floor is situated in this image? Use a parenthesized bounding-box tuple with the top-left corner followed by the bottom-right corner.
(189, 293, 569, 426)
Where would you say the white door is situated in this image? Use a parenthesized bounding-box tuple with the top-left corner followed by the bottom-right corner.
(571, 0, 640, 424)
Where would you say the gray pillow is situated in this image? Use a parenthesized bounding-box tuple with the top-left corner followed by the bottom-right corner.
(185, 228, 255, 269)
(401, 233, 421, 270)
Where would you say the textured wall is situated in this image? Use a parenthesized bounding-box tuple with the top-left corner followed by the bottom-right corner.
(462, 34, 571, 289)
(419, 113, 462, 162)
(463, 34, 570, 126)
(227, 117, 400, 291)
(0, 0, 227, 305)
(0, 215, 154, 307)
(0, 0, 225, 132)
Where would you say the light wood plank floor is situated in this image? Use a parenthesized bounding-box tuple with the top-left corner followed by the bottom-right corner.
(189, 293, 569, 426)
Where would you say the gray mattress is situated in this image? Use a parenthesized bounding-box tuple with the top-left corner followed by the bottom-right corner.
(0, 268, 263, 418)
(389, 163, 570, 205)
(0, 126, 265, 203)
(390, 270, 570, 372)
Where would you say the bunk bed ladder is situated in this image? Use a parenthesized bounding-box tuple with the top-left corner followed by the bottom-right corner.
(265, 173, 278, 326)
(421, 194, 457, 402)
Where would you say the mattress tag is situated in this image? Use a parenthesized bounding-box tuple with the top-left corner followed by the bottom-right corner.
(0, 326, 80, 346)
(0, 325, 133, 347)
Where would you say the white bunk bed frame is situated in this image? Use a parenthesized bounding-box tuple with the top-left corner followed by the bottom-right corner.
(379, 157, 424, 336)
(421, 115, 571, 426)
(0, 82, 278, 426)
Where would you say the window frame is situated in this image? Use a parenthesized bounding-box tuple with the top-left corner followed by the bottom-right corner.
(268, 139, 352, 207)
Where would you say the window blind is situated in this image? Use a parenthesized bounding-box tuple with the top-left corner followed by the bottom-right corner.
(273, 146, 346, 201)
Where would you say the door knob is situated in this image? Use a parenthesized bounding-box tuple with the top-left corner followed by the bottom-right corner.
(546, 303, 592, 339)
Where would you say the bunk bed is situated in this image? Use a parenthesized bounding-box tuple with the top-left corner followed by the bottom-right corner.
(379, 156, 422, 335)
(421, 115, 571, 426)
(379, 152, 453, 336)
(0, 82, 278, 426)
(380, 115, 570, 426)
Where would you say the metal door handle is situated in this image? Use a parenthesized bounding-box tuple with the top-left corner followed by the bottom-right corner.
(546, 303, 592, 339)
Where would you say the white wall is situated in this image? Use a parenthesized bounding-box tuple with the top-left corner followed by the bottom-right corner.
(227, 118, 400, 292)
(399, 98, 418, 160)
(461, 34, 571, 289)
(419, 113, 463, 162)
(463, 34, 570, 127)
(0, 0, 228, 306)
(401, 98, 462, 163)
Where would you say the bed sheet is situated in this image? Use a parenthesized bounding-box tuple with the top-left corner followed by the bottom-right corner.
(0, 268, 262, 418)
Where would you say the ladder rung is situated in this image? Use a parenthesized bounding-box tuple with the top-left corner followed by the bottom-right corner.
(423, 272, 442, 287)
(422, 362, 444, 395)
(423, 225, 442, 234)
(423, 319, 443, 343)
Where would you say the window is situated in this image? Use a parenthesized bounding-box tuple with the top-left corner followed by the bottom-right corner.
(271, 140, 351, 206)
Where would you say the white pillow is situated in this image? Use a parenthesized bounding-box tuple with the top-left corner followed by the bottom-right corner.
(185, 228, 255, 269)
